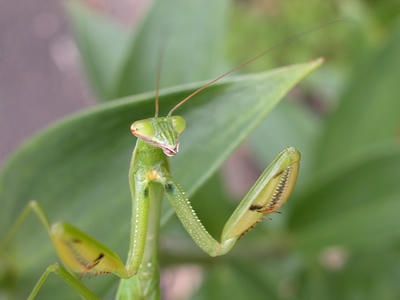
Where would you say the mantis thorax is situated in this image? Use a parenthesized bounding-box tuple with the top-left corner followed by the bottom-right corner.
(130, 116, 186, 156)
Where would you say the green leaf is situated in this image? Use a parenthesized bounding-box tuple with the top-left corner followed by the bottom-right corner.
(288, 145, 400, 253)
(113, 0, 229, 98)
(315, 25, 400, 171)
(66, 0, 129, 100)
(66, 0, 228, 101)
(0, 59, 322, 298)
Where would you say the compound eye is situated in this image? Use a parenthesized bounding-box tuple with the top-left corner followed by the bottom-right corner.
(171, 116, 186, 135)
(130, 120, 155, 138)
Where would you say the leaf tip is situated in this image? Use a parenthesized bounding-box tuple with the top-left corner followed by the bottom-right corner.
(309, 57, 325, 67)
(298, 57, 324, 76)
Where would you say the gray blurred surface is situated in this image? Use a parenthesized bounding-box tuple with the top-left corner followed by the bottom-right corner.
(0, 0, 92, 166)
(0, 0, 148, 166)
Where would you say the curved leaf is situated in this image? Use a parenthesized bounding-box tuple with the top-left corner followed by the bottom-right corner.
(0, 59, 322, 298)
(113, 0, 229, 98)
(66, 0, 228, 101)
(66, 0, 130, 100)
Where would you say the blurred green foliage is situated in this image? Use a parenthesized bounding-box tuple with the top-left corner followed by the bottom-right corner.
(1, 0, 400, 299)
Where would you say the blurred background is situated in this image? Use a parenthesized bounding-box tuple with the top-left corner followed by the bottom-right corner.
(1, 0, 398, 165)
(0, 0, 147, 165)
(1, 0, 400, 299)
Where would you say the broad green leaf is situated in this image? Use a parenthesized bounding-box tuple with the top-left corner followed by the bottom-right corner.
(289, 145, 400, 253)
(66, 0, 129, 100)
(315, 25, 400, 171)
(0, 59, 322, 298)
(113, 0, 229, 98)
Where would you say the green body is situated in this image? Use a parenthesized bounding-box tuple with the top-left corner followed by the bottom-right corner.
(117, 139, 168, 299)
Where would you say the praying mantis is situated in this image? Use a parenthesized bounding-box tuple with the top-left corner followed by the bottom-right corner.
(0, 23, 338, 299)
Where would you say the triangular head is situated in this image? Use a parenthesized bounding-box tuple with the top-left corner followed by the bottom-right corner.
(130, 116, 186, 156)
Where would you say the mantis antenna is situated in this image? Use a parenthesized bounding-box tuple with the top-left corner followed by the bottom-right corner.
(154, 48, 165, 117)
(167, 19, 344, 116)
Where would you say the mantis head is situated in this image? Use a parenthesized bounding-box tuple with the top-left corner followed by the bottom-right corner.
(130, 116, 186, 156)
